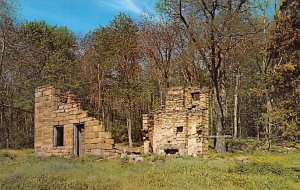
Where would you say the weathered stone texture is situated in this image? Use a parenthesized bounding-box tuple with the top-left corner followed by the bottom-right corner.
(34, 85, 116, 157)
(143, 87, 209, 157)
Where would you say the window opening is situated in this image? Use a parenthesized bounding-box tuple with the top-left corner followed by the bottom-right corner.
(54, 126, 64, 146)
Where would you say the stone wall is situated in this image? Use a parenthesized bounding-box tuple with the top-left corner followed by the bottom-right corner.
(143, 87, 209, 157)
(34, 85, 116, 157)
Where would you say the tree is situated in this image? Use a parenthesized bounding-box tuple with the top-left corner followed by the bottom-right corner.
(0, 0, 19, 148)
(79, 27, 114, 122)
(108, 14, 142, 147)
(18, 21, 77, 89)
(267, 0, 300, 141)
(139, 18, 183, 105)
(160, 0, 257, 153)
(79, 14, 144, 147)
(0, 20, 77, 148)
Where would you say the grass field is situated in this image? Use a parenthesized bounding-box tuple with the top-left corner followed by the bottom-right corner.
(0, 149, 299, 190)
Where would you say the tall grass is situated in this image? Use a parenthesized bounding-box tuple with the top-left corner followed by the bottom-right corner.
(0, 150, 299, 190)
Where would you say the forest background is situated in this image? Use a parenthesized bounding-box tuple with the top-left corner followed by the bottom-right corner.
(0, 0, 299, 153)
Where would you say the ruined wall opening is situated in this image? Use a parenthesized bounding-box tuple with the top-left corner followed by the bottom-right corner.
(192, 92, 200, 101)
(74, 124, 85, 156)
(164, 148, 179, 155)
(197, 125, 203, 136)
(176, 126, 184, 133)
(142, 87, 209, 157)
(53, 126, 64, 146)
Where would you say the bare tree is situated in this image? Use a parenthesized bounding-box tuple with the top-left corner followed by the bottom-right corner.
(162, 0, 255, 153)
(139, 19, 182, 105)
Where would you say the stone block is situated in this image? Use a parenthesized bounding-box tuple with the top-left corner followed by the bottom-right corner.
(79, 117, 93, 123)
(58, 120, 69, 125)
(92, 125, 105, 132)
(56, 109, 65, 113)
(76, 113, 87, 119)
(86, 120, 99, 127)
(98, 132, 111, 139)
(85, 143, 95, 150)
(85, 132, 96, 139)
(69, 119, 80, 124)
(70, 110, 82, 115)
(97, 143, 113, 150)
(34, 143, 42, 148)
(105, 138, 114, 145)
(89, 138, 100, 144)
(64, 104, 73, 109)
(92, 125, 100, 132)
(90, 149, 111, 156)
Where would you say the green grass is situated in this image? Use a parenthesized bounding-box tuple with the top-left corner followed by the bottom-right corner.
(0, 149, 299, 190)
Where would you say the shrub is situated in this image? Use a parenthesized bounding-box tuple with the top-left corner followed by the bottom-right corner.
(227, 139, 264, 153)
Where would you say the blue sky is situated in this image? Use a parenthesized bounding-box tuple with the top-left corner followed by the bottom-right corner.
(18, 0, 158, 35)
(17, 0, 276, 35)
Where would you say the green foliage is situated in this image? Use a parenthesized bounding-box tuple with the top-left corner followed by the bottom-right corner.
(19, 21, 77, 90)
(227, 139, 265, 154)
(109, 123, 128, 143)
(77, 13, 146, 145)
(0, 0, 16, 21)
(266, 0, 300, 140)
(0, 20, 77, 149)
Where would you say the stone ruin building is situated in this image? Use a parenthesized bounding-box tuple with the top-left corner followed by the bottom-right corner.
(143, 87, 210, 157)
(34, 85, 209, 157)
(34, 85, 117, 157)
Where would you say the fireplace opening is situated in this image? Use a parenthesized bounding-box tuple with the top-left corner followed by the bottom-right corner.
(164, 148, 179, 155)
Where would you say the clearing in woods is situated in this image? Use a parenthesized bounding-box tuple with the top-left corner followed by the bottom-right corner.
(0, 149, 299, 190)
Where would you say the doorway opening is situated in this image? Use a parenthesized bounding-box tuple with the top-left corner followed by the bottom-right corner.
(74, 123, 85, 156)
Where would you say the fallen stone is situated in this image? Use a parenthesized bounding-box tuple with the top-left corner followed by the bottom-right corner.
(127, 154, 144, 163)
(235, 157, 249, 163)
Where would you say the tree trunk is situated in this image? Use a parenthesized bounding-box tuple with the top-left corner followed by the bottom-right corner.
(6, 128, 9, 148)
(233, 68, 240, 139)
(266, 97, 272, 150)
(127, 117, 133, 148)
(213, 77, 226, 153)
(0, 38, 5, 148)
(158, 81, 164, 107)
(256, 123, 260, 140)
(97, 64, 102, 120)
(238, 107, 242, 138)
(209, 90, 214, 137)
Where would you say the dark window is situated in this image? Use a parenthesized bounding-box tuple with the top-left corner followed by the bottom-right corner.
(197, 127, 203, 135)
(54, 126, 64, 146)
(164, 149, 179, 155)
(192, 92, 200, 101)
(176, 126, 184, 133)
